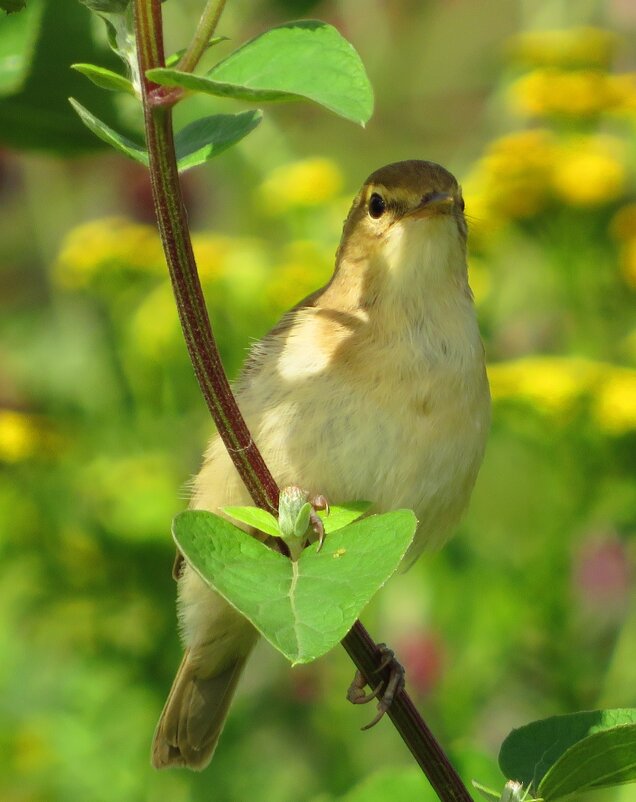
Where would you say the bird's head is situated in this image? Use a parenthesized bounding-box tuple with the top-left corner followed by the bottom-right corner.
(331, 160, 469, 313)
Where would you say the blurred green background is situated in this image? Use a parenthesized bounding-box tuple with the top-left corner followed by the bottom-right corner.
(1, 0, 636, 800)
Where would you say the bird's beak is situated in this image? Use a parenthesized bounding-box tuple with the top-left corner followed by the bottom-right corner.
(408, 192, 455, 219)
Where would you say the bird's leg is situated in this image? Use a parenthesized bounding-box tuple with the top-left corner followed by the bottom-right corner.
(346, 643, 405, 729)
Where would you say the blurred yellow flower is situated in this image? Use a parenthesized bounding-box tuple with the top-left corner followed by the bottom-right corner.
(0, 410, 54, 462)
(594, 367, 636, 434)
(552, 135, 626, 206)
(488, 356, 601, 414)
(466, 130, 557, 220)
(508, 27, 617, 70)
(489, 357, 636, 433)
(265, 240, 332, 314)
(54, 217, 164, 289)
(192, 233, 235, 282)
(257, 158, 343, 214)
(128, 282, 180, 359)
(510, 69, 629, 118)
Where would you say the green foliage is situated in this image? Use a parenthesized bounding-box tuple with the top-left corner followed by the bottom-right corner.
(2, 4, 636, 802)
(0, 0, 137, 152)
(500, 709, 636, 800)
(172, 509, 417, 664)
(71, 63, 135, 95)
(0, 0, 26, 13)
(147, 21, 374, 125)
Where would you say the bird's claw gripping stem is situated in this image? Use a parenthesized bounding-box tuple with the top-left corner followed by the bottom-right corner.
(346, 644, 405, 729)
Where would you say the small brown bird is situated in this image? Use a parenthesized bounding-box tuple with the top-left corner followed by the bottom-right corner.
(152, 160, 491, 770)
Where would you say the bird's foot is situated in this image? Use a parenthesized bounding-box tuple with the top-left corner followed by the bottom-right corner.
(309, 494, 329, 551)
(346, 643, 405, 729)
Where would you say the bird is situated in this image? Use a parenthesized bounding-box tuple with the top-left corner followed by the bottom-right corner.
(151, 159, 491, 770)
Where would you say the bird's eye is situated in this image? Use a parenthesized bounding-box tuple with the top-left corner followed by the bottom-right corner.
(368, 193, 386, 219)
(458, 196, 465, 212)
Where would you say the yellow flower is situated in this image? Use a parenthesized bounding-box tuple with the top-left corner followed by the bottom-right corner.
(489, 357, 636, 434)
(128, 282, 180, 359)
(594, 367, 636, 434)
(191, 233, 235, 282)
(466, 130, 557, 220)
(54, 217, 164, 289)
(257, 158, 343, 214)
(488, 356, 601, 414)
(510, 68, 627, 118)
(508, 28, 617, 70)
(552, 135, 626, 206)
(0, 410, 51, 462)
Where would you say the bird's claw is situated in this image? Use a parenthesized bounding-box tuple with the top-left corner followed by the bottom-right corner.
(309, 494, 329, 552)
(346, 644, 405, 730)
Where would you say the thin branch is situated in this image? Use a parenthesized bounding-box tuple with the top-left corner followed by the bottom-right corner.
(132, 2, 473, 800)
(177, 0, 227, 74)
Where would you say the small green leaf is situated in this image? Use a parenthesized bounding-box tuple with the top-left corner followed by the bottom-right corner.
(319, 501, 371, 533)
(71, 63, 134, 94)
(174, 110, 261, 171)
(221, 505, 280, 537)
(499, 709, 636, 793)
(165, 36, 227, 68)
(69, 97, 147, 163)
(539, 724, 636, 800)
(0, 0, 43, 95)
(472, 781, 502, 802)
(148, 20, 373, 125)
(173, 508, 416, 664)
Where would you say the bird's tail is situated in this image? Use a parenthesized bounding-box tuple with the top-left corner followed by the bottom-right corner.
(151, 647, 249, 770)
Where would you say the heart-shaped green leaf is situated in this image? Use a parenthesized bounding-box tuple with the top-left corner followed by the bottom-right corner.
(147, 20, 373, 125)
(173, 508, 416, 664)
(174, 110, 262, 171)
(499, 709, 636, 796)
(317, 501, 371, 533)
(539, 722, 636, 799)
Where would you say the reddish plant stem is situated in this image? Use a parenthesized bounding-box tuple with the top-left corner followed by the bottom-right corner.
(133, 2, 473, 800)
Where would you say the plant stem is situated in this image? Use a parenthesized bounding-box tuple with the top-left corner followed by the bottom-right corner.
(133, 2, 473, 800)
(177, 0, 227, 74)
(133, 0, 279, 513)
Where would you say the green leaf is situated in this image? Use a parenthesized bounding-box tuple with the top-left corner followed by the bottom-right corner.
(172, 508, 416, 664)
(319, 501, 371, 533)
(472, 781, 502, 802)
(174, 110, 262, 171)
(0, 0, 139, 153)
(147, 20, 374, 125)
(69, 98, 147, 164)
(71, 63, 134, 94)
(165, 36, 227, 68)
(0, 0, 43, 95)
(539, 723, 636, 800)
(499, 709, 636, 794)
(221, 505, 280, 537)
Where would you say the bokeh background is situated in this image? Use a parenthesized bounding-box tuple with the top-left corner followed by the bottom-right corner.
(1, 0, 636, 800)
